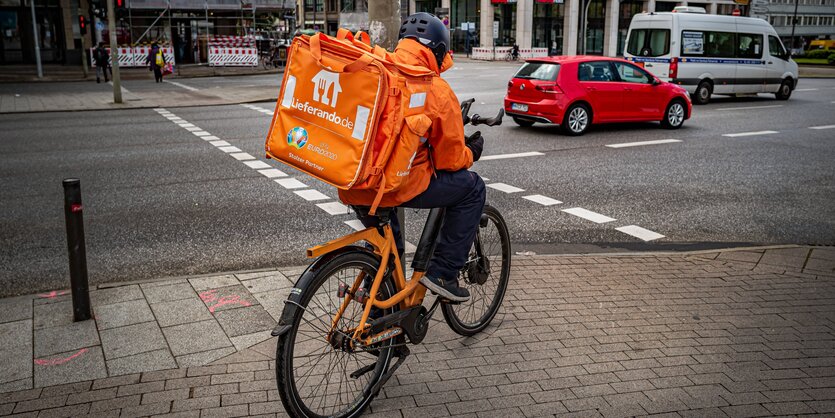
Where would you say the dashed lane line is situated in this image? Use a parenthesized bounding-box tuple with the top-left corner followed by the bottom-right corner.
(794, 88, 819, 92)
(522, 194, 562, 206)
(715, 104, 783, 111)
(275, 178, 307, 189)
(258, 168, 287, 179)
(209, 140, 231, 147)
(345, 220, 365, 231)
(722, 130, 779, 138)
(241, 103, 275, 115)
(218, 146, 242, 153)
(479, 151, 544, 161)
(243, 160, 271, 169)
(562, 207, 616, 224)
(615, 225, 665, 242)
(487, 183, 525, 193)
(165, 80, 199, 92)
(294, 189, 330, 201)
(316, 201, 352, 216)
(809, 125, 835, 130)
(230, 152, 255, 161)
(605, 139, 682, 148)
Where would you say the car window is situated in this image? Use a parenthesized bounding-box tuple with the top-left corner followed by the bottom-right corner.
(578, 61, 615, 82)
(737, 33, 763, 59)
(514, 62, 560, 81)
(613, 62, 652, 83)
(769, 35, 787, 60)
(626, 29, 671, 57)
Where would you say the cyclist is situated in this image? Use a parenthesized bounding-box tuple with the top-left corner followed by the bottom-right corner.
(339, 12, 485, 303)
(511, 44, 520, 61)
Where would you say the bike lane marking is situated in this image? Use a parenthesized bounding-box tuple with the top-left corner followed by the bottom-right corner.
(809, 125, 835, 130)
(562, 207, 616, 224)
(479, 151, 544, 161)
(487, 183, 525, 193)
(165, 80, 199, 92)
(722, 130, 779, 137)
(522, 195, 562, 206)
(616, 225, 665, 241)
(606, 139, 682, 148)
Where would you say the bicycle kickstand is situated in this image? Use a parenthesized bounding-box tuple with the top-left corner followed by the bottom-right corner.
(370, 345, 410, 396)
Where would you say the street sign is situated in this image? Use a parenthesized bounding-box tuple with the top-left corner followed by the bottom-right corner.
(492, 21, 499, 39)
(732, 8, 741, 15)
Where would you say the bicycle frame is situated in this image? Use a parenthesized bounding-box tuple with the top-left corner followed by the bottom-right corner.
(306, 220, 428, 346)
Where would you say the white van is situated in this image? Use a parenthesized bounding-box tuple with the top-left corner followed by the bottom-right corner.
(623, 9, 798, 104)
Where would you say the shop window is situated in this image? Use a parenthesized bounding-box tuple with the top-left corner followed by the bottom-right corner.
(533, 2, 563, 54)
(493, 3, 516, 47)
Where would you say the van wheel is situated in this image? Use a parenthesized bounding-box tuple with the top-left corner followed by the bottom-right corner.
(660, 99, 686, 129)
(561, 103, 591, 136)
(512, 117, 535, 127)
(692, 80, 712, 105)
(775, 79, 793, 100)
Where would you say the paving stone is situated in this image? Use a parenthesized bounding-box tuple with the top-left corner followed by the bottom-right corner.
(141, 282, 197, 304)
(239, 273, 288, 294)
(150, 298, 212, 327)
(116, 381, 165, 397)
(89, 393, 140, 412)
(99, 322, 167, 360)
(0, 296, 33, 324)
(214, 306, 276, 337)
(32, 301, 73, 330)
(140, 388, 189, 404)
(33, 319, 99, 357)
(119, 401, 171, 418)
(33, 346, 107, 388)
(248, 400, 284, 415)
(106, 349, 177, 376)
(0, 320, 33, 386)
(35, 402, 90, 418)
(0, 387, 42, 404)
(40, 381, 91, 397)
(176, 347, 237, 368)
(12, 395, 67, 413)
(198, 285, 258, 314)
(92, 299, 155, 330)
(199, 404, 248, 418)
(188, 275, 239, 292)
(170, 395, 220, 412)
(139, 368, 187, 382)
(0, 378, 32, 393)
(90, 373, 140, 390)
(221, 390, 267, 405)
(66, 387, 118, 405)
(163, 320, 232, 357)
(89, 285, 144, 307)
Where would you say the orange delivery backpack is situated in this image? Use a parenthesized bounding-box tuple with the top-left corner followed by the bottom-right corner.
(264, 30, 436, 214)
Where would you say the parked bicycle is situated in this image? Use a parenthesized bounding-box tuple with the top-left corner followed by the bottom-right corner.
(272, 100, 511, 418)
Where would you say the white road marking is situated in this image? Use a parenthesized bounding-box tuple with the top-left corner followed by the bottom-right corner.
(244, 160, 271, 169)
(616, 225, 665, 241)
(316, 201, 351, 215)
(295, 189, 330, 201)
(204, 136, 220, 141)
(275, 178, 308, 189)
(193, 131, 211, 137)
(405, 241, 417, 254)
(178, 123, 195, 128)
(258, 168, 287, 178)
(218, 146, 242, 153)
(479, 151, 544, 161)
(606, 139, 682, 148)
(481, 177, 489, 181)
(562, 207, 616, 224)
(184, 126, 202, 132)
(487, 183, 525, 193)
(166, 80, 199, 91)
(522, 194, 562, 206)
(722, 130, 779, 138)
(345, 220, 366, 231)
(209, 140, 231, 146)
(230, 152, 255, 161)
(794, 88, 818, 92)
(715, 104, 783, 111)
(809, 125, 835, 130)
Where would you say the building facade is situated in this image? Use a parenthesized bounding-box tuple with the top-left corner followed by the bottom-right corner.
(764, 0, 835, 51)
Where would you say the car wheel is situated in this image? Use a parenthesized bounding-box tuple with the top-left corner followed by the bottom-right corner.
(660, 99, 686, 129)
(561, 103, 591, 136)
(692, 80, 712, 105)
(512, 117, 535, 127)
(775, 79, 793, 100)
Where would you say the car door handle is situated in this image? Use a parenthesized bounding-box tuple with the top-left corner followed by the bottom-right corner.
(624, 87, 633, 91)
(586, 86, 597, 91)
(768, 61, 773, 64)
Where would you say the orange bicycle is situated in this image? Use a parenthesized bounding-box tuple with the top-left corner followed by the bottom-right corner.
(272, 101, 511, 418)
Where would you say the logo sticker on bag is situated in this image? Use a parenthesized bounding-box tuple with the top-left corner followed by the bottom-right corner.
(287, 127, 308, 149)
(311, 70, 342, 106)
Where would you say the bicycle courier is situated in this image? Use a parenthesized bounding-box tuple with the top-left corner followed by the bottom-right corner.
(265, 30, 436, 214)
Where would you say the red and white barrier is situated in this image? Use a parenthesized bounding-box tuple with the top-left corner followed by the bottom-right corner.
(208, 46, 258, 66)
(89, 46, 175, 67)
(471, 47, 548, 60)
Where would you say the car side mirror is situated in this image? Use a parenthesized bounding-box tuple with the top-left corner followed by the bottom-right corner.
(652, 78, 661, 85)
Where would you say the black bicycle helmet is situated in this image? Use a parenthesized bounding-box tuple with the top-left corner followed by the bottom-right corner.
(399, 12, 450, 68)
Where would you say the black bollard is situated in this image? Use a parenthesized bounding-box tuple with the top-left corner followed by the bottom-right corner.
(63, 178, 91, 322)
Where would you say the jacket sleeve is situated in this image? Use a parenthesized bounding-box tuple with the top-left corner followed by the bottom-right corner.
(426, 77, 473, 171)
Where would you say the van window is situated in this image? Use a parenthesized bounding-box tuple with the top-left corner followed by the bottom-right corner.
(626, 29, 670, 57)
(681, 31, 735, 58)
(578, 62, 615, 82)
(513, 62, 560, 81)
(768, 35, 787, 60)
(737, 33, 763, 59)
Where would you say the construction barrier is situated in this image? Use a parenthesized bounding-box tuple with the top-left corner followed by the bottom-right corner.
(471, 47, 548, 61)
(89, 46, 175, 67)
(208, 36, 257, 67)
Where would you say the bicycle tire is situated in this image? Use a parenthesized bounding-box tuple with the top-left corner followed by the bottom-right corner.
(276, 250, 397, 418)
(442, 204, 511, 336)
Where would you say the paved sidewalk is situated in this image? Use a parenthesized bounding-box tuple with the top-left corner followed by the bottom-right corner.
(0, 245, 833, 417)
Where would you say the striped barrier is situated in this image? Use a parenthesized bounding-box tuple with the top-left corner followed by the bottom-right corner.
(208, 46, 258, 67)
(89, 47, 175, 67)
(471, 47, 548, 60)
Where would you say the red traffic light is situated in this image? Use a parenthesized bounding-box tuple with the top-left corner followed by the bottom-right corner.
(78, 15, 87, 34)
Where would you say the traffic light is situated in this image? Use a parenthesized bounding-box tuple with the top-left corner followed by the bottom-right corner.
(115, 0, 125, 9)
(78, 15, 87, 35)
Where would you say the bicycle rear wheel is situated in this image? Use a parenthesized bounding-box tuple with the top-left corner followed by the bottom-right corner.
(276, 250, 396, 418)
(442, 204, 511, 336)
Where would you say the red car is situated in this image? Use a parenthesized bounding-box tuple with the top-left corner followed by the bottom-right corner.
(504, 56, 692, 136)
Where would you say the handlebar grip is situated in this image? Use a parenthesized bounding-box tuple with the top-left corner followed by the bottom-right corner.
(470, 108, 504, 127)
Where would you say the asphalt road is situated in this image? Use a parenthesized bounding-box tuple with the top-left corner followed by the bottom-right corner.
(2, 61, 834, 296)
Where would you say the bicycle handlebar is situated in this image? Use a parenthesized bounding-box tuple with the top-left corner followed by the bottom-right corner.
(460, 98, 503, 127)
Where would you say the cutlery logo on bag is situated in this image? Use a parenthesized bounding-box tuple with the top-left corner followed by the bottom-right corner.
(311, 70, 342, 107)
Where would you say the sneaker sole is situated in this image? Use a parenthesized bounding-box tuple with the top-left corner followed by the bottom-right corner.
(419, 277, 470, 303)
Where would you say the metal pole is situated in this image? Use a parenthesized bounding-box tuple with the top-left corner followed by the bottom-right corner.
(62, 179, 92, 322)
(789, 0, 799, 55)
(107, 0, 123, 103)
(30, 0, 43, 78)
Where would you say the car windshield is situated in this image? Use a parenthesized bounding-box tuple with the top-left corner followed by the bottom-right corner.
(514, 62, 560, 81)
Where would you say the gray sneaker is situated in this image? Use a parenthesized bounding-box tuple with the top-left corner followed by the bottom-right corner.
(419, 275, 470, 302)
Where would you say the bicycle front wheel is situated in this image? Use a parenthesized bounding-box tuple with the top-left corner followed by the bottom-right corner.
(442, 204, 511, 336)
(276, 251, 396, 418)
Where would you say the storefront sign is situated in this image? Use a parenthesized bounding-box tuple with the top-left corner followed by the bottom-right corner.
(490, 0, 517, 3)
(492, 21, 499, 39)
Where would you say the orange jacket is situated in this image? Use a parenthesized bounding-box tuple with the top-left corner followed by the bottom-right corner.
(339, 39, 473, 208)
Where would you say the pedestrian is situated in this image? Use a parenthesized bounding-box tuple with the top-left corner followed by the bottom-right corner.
(147, 42, 165, 83)
(93, 42, 110, 83)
